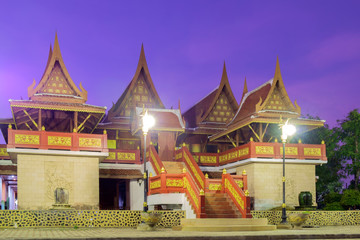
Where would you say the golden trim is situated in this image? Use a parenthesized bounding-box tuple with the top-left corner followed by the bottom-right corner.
(255, 146, 274, 155)
(304, 147, 321, 156)
(48, 136, 71, 146)
(150, 180, 161, 189)
(166, 179, 184, 187)
(14, 134, 40, 145)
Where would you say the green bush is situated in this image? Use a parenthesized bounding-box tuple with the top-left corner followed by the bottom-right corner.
(340, 189, 360, 209)
(323, 202, 344, 210)
(324, 192, 342, 204)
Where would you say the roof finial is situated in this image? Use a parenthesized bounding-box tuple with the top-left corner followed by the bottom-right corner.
(242, 77, 248, 99)
(274, 56, 282, 82)
(53, 32, 63, 61)
(220, 61, 229, 84)
(139, 43, 146, 63)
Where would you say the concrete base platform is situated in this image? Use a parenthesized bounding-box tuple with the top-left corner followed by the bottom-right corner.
(1, 226, 360, 239)
(175, 218, 276, 232)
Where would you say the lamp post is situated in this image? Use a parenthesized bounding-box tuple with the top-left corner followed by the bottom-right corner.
(142, 110, 155, 212)
(280, 121, 296, 224)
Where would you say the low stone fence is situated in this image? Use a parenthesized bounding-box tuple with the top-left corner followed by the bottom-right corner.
(252, 210, 360, 226)
(0, 210, 185, 228)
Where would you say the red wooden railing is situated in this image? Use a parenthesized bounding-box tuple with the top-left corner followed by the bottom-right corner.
(148, 170, 206, 218)
(204, 170, 248, 194)
(7, 128, 108, 152)
(175, 146, 205, 191)
(0, 144, 10, 160)
(192, 140, 327, 166)
(103, 149, 140, 164)
(148, 145, 167, 175)
(222, 173, 251, 218)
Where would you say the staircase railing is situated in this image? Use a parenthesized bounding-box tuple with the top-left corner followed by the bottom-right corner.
(175, 145, 205, 191)
(148, 170, 206, 218)
(148, 145, 167, 175)
(221, 172, 251, 218)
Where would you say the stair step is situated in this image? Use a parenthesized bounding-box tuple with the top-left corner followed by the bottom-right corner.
(205, 209, 234, 215)
(205, 214, 240, 218)
(205, 205, 232, 210)
(181, 218, 269, 226)
(176, 218, 275, 232)
(178, 225, 277, 232)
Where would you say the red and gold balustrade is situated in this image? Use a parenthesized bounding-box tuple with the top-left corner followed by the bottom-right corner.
(7, 128, 108, 152)
(148, 168, 251, 218)
(192, 140, 327, 166)
(147, 145, 167, 175)
(175, 146, 205, 191)
(0, 144, 10, 160)
(148, 169, 206, 218)
(103, 149, 140, 164)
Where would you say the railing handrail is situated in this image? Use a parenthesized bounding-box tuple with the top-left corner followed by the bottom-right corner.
(148, 145, 167, 175)
(181, 146, 205, 191)
(222, 173, 251, 218)
(103, 149, 140, 164)
(7, 128, 108, 152)
(148, 171, 205, 218)
(193, 141, 327, 166)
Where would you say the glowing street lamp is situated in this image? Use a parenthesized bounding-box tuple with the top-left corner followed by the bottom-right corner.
(280, 120, 296, 224)
(142, 110, 155, 212)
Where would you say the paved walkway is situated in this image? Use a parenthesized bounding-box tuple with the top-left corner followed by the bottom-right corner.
(0, 226, 360, 240)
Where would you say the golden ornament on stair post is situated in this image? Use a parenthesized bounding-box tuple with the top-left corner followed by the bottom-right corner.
(141, 110, 155, 212)
(280, 119, 296, 224)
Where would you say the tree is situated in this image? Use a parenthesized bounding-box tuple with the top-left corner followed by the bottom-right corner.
(340, 189, 360, 209)
(292, 115, 343, 206)
(337, 109, 360, 190)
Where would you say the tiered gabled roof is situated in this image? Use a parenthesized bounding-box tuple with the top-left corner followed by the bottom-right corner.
(10, 34, 106, 133)
(229, 57, 300, 127)
(182, 63, 238, 131)
(27, 33, 88, 103)
(106, 44, 164, 123)
(209, 58, 323, 142)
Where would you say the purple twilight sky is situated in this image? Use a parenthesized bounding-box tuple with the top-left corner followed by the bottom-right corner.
(1, 1, 360, 143)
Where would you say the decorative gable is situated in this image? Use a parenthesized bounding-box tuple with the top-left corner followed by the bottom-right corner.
(205, 92, 235, 123)
(263, 87, 288, 111)
(27, 33, 87, 103)
(107, 45, 164, 121)
(119, 73, 155, 117)
(40, 62, 76, 95)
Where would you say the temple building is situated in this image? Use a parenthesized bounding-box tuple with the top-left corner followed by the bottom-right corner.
(0, 35, 326, 217)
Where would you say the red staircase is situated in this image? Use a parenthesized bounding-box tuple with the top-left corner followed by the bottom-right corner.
(204, 193, 242, 218)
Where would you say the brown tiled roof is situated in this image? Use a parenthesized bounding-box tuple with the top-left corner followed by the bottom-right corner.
(229, 80, 272, 126)
(132, 108, 185, 134)
(183, 88, 218, 128)
(183, 63, 238, 129)
(106, 44, 164, 121)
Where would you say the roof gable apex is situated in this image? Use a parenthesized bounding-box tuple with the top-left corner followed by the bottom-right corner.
(199, 62, 238, 123)
(27, 33, 88, 103)
(258, 57, 300, 114)
(107, 44, 164, 120)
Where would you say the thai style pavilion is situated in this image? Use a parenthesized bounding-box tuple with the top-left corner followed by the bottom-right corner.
(0, 35, 326, 217)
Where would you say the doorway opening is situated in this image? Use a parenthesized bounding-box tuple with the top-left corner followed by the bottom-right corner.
(99, 178, 129, 210)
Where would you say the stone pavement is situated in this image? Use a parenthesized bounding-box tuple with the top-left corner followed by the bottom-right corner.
(0, 225, 360, 240)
